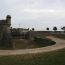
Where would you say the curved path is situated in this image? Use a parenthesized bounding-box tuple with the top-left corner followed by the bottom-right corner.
(0, 36, 65, 56)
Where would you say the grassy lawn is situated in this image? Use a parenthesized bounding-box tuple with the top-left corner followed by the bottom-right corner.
(0, 48, 65, 65)
(13, 39, 44, 49)
(0, 35, 56, 49)
(52, 34, 65, 39)
(13, 37, 56, 49)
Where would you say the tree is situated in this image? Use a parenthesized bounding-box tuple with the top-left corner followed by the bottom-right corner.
(53, 27, 57, 31)
(32, 28, 35, 31)
(28, 28, 29, 31)
(61, 27, 65, 32)
(46, 27, 49, 31)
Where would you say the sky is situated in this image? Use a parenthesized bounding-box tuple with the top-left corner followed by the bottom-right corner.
(0, 0, 65, 31)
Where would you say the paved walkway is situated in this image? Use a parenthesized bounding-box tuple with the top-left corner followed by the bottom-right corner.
(0, 36, 65, 56)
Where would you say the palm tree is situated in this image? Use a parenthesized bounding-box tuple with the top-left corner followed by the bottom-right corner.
(32, 28, 35, 31)
(46, 27, 49, 31)
(61, 26, 65, 33)
(53, 27, 57, 31)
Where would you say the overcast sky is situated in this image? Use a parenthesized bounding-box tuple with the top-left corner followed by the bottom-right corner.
(0, 0, 65, 31)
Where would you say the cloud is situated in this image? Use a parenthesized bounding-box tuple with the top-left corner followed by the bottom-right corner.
(0, 0, 65, 30)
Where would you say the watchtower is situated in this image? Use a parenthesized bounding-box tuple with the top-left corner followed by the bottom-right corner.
(6, 15, 11, 26)
(0, 15, 12, 48)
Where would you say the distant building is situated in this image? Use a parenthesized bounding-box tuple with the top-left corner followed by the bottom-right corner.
(17, 28, 29, 34)
(11, 28, 29, 39)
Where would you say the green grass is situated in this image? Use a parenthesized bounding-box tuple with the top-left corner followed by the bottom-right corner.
(13, 39, 45, 49)
(13, 37, 56, 49)
(0, 48, 65, 65)
(52, 34, 65, 39)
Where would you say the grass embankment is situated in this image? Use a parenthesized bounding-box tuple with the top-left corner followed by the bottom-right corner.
(13, 37, 56, 49)
(0, 35, 55, 49)
(0, 48, 65, 65)
(52, 34, 65, 39)
(13, 39, 44, 49)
